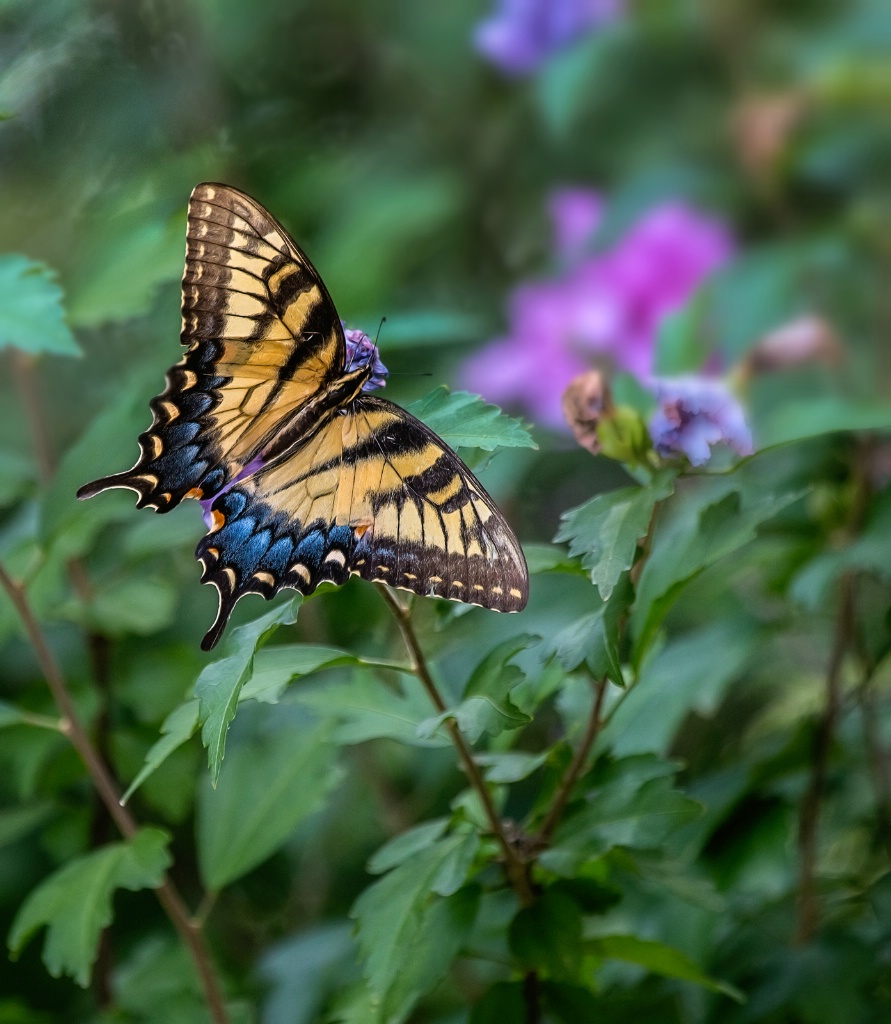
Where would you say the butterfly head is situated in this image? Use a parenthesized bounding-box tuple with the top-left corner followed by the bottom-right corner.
(344, 326, 388, 392)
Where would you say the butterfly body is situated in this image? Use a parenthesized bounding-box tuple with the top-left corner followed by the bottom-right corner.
(78, 183, 528, 650)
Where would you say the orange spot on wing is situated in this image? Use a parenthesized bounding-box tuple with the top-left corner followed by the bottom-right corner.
(210, 510, 226, 531)
(185, 487, 204, 499)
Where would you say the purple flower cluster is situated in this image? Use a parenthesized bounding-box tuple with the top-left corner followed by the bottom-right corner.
(474, 0, 625, 74)
(344, 326, 388, 392)
(647, 377, 753, 466)
(460, 189, 734, 428)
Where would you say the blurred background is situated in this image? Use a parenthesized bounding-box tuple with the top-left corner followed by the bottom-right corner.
(1, 0, 891, 1021)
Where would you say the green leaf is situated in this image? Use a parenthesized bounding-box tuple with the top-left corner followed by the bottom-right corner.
(259, 923, 354, 1024)
(630, 469, 802, 658)
(197, 718, 342, 890)
(758, 395, 891, 448)
(588, 934, 743, 1000)
(65, 576, 178, 637)
(367, 819, 449, 874)
(523, 543, 587, 576)
(548, 575, 631, 685)
(352, 840, 480, 1023)
(239, 644, 360, 704)
(195, 597, 301, 783)
(417, 636, 535, 743)
(295, 669, 449, 747)
(41, 371, 155, 547)
(8, 829, 170, 986)
(408, 387, 537, 452)
(0, 255, 79, 357)
(556, 472, 675, 600)
(65, 204, 183, 327)
(541, 755, 702, 875)
(0, 803, 55, 849)
(475, 751, 549, 783)
(598, 620, 758, 757)
(122, 700, 199, 805)
(509, 888, 583, 980)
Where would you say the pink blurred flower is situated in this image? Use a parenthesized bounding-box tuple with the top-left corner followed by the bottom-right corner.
(648, 376, 753, 466)
(461, 190, 734, 428)
(474, 0, 625, 75)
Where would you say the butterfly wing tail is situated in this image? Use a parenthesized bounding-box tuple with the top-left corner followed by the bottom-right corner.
(77, 472, 145, 502)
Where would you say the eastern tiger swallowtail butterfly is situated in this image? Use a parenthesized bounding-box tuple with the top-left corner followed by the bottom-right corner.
(77, 183, 529, 651)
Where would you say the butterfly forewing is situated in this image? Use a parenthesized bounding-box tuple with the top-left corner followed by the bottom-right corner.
(77, 183, 344, 511)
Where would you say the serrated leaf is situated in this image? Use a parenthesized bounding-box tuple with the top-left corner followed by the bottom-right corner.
(368, 820, 449, 874)
(588, 934, 743, 1000)
(541, 755, 702, 875)
(408, 387, 536, 452)
(630, 468, 803, 659)
(556, 472, 675, 600)
(475, 750, 549, 783)
(295, 669, 449, 747)
(239, 644, 360, 704)
(523, 543, 587, 576)
(122, 700, 199, 805)
(0, 255, 79, 357)
(352, 839, 479, 1023)
(548, 575, 631, 685)
(197, 718, 342, 890)
(8, 829, 170, 986)
(196, 598, 301, 783)
(417, 636, 535, 743)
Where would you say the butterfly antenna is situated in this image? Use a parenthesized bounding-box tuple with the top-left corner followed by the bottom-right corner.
(374, 316, 386, 356)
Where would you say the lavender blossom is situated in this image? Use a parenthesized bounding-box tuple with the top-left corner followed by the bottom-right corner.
(344, 326, 388, 392)
(460, 191, 733, 428)
(474, 0, 624, 75)
(648, 376, 753, 466)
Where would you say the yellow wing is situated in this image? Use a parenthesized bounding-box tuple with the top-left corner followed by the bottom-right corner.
(77, 182, 345, 511)
(196, 396, 529, 650)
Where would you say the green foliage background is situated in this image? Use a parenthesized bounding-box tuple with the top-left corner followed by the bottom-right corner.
(1, 1, 891, 1022)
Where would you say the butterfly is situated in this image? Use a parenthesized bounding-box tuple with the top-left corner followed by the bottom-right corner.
(77, 183, 529, 651)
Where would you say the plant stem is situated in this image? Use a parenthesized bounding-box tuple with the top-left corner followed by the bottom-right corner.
(0, 563, 231, 1024)
(537, 674, 609, 846)
(796, 570, 855, 943)
(377, 586, 534, 906)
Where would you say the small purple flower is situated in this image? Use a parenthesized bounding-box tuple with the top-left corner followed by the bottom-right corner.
(648, 376, 753, 466)
(344, 326, 388, 392)
(460, 191, 734, 429)
(474, 0, 624, 75)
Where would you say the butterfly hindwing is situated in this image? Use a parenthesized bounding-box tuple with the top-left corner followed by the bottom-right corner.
(195, 397, 527, 650)
(77, 183, 344, 511)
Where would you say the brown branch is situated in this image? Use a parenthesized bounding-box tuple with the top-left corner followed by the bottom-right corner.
(537, 674, 609, 847)
(796, 571, 855, 943)
(377, 586, 534, 906)
(0, 563, 231, 1024)
(523, 968, 542, 1024)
